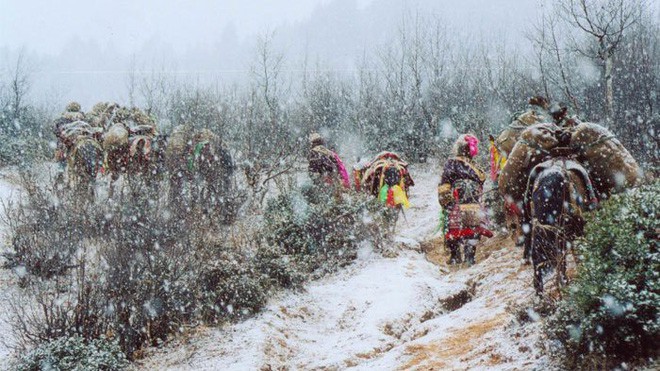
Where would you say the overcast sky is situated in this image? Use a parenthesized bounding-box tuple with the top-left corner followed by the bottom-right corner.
(0, 0, 546, 55)
(1, 0, 366, 54)
(1, 0, 657, 108)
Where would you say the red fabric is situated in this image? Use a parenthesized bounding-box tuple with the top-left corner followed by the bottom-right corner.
(386, 188, 395, 207)
(445, 226, 493, 240)
(505, 199, 521, 216)
(446, 228, 478, 240)
(476, 226, 494, 238)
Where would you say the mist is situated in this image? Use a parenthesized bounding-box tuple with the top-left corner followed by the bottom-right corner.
(1, 0, 543, 109)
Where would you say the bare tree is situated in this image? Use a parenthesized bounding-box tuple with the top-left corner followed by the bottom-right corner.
(139, 67, 175, 119)
(235, 31, 297, 208)
(528, 10, 581, 112)
(251, 31, 286, 122)
(9, 50, 32, 129)
(558, 0, 646, 122)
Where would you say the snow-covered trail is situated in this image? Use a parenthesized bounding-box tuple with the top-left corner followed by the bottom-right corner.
(0, 171, 22, 362)
(139, 161, 550, 370)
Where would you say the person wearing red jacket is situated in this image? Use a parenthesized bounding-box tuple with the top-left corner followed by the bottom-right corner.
(438, 134, 493, 266)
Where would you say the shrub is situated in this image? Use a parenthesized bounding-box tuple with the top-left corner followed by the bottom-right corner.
(482, 179, 506, 230)
(254, 243, 306, 289)
(545, 181, 660, 369)
(13, 335, 129, 371)
(4, 173, 384, 363)
(197, 249, 270, 322)
(262, 184, 384, 278)
(2, 173, 103, 282)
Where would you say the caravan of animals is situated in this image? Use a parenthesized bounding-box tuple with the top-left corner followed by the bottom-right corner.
(3, 94, 645, 368)
(54, 96, 642, 296)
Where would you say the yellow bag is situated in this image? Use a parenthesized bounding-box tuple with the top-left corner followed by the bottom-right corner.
(437, 183, 453, 207)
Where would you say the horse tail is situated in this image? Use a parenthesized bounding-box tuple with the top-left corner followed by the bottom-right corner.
(529, 166, 569, 294)
(532, 169, 565, 225)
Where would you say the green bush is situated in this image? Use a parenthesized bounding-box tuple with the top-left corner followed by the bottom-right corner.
(197, 249, 270, 322)
(263, 184, 383, 278)
(4, 175, 385, 364)
(546, 181, 660, 369)
(254, 244, 306, 289)
(13, 335, 129, 371)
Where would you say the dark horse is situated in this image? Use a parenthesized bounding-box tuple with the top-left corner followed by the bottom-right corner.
(522, 157, 597, 295)
(68, 137, 104, 201)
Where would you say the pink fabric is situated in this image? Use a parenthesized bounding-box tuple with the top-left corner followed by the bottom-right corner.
(333, 152, 351, 189)
(465, 135, 479, 157)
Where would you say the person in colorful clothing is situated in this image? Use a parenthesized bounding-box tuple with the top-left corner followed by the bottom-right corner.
(438, 134, 493, 266)
(307, 132, 350, 189)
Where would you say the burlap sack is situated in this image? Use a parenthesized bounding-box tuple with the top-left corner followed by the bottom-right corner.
(194, 128, 218, 144)
(165, 125, 192, 172)
(66, 102, 81, 112)
(60, 121, 93, 145)
(495, 110, 545, 157)
(129, 124, 156, 137)
(61, 111, 85, 123)
(437, 183, 454, 207)
(130, 108, 157, 132)
(570, 122, 642, 196)
(90, 102, 109, 115)
(103, 124, 129, 150)
(498, 123, 562, 208)
(459, 203, 484, 227)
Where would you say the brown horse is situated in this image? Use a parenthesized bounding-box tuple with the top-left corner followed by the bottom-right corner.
(103, 123, 163, 198)
(165, 127, 235, 218)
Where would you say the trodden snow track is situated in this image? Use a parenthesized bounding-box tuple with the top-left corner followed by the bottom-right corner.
(137, 161, 552, 370)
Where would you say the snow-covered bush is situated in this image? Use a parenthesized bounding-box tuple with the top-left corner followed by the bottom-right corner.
(4, 180, 302, 359)
(482, 179, 506, 230)
(263, 184, 383, 277)
(197, 249, 270, 322)
(0, 134, 51, 167)
(546, 181, 659, 369)
(12, 335, 129, 371)
(0, 93, 53, 167)
(2, 173, 103, 281)
(254, 243, 306, 289)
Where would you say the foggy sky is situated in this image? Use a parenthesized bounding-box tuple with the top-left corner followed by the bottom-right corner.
(3, 0, 655, 109)
(1, 0, 349, 54)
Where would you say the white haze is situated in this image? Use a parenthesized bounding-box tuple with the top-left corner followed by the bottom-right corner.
(1, 0, 564, 109)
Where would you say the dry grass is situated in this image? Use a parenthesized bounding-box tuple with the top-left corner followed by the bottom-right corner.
(422, 233, 513, 270)
(400, 313, 507, 370)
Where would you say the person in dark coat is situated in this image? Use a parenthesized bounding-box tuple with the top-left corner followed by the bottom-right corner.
(438, 134, 493, 266)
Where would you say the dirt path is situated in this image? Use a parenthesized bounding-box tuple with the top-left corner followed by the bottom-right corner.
(138, 162, 551, 370)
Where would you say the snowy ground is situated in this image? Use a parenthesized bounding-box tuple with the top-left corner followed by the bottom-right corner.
(138, 161, 552, 370)
(0, 170, 22, 362)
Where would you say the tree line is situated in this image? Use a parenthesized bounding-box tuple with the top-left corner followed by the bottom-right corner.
(1, 0, 657, 177)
